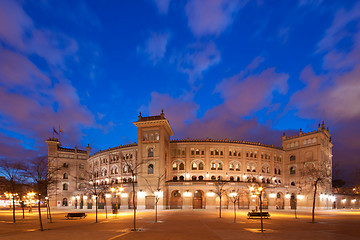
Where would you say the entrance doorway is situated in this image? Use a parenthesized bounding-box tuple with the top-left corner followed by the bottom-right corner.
(193, 190, 204, 209)
(276, 192, 284, 209)
(170, 190, 182, 209)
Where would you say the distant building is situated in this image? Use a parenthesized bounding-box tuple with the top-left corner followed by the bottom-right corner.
(47, 112, 357, 209)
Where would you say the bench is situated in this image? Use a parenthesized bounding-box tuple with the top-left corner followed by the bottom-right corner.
(247, 211, 270, 219)
(65, 213, 87, 219)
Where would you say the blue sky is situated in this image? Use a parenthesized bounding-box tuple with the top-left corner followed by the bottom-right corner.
(0, 0, 359, 184)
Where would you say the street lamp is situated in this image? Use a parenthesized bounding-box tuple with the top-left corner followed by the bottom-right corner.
(250, 185, 265, 232)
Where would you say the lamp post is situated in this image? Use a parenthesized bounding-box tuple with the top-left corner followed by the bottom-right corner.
(250, 186, 264, 232)
(27, 192, 35, 213)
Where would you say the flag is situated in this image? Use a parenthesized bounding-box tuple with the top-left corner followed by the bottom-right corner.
(53, 128, 59, 135)
(59, 126, 63, 135)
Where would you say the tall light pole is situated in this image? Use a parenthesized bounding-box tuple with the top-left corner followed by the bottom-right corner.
(250, 186, 264, 232)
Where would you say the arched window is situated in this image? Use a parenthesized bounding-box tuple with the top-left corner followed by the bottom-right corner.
(229, 163, 234, 171)
(218, 176, 222, 180)
(199, 162, 204, 170)
(291, 181, 296, 186)
(211, 176, 216, 180)
(218, 163, 223, 170)
(230, 176, 234, 181)
(247, 164, 251, 172)
(192, 162, 197, 170)
(179, 162, 185, 170)
(123, 165, 128, 173)
(192, 176, 197, 181)
(63, 173, 68, 179)
(290, 155, 296, 161)
(274, 168, 278, 174)
(278, 169, 281, 175)
(211, 162, 216, 170)
(173, 162, 177, 170)
(290, 167, 296, 175)
(148, 148, 154, 157)
(148, 164, 154, 174)
(235, 164, 240, 171)
(173, 176, 178, 181)
(198, 175, 204, 180)
(63, 183, 68, 190)
(179, 176, 184, 181)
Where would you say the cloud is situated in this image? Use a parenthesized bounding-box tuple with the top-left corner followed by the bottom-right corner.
(289, 3, 360, 121)
(147, 92, 199, 133)
(215, 58, 289, 116)
(138, 32, 171, 65)
(0, 1, 97, 159)
(177, 41, 221, 85)
(185, 0, 247, 37)
(145, 57, 288, 146)
(153, 0, 171, 14)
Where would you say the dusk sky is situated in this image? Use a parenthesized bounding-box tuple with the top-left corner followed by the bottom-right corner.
(0, 0, 359, 184)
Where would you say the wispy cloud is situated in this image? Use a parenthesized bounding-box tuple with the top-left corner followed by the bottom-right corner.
(153, 0, 171, 15)
(138, 31, 171, 65)
(176, 41, 221, 85)
(185, 0, 247, 37)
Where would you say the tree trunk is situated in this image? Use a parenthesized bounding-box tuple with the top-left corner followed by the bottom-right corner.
(22, 202, 25, 219)
(12, 197, 16, 223)
(38, 196, 43, 231)
(105, 196, 107, 219)
(219, 195, 222, 218)
(260, 194, 263, 232)
(48, 199, 53, 223)
(233, 201, 236, 223)
(132, 181, 136, 231)
(95, 195, 98, 223)
(312, 182, 317, 223)
(155, 199, 158, 223)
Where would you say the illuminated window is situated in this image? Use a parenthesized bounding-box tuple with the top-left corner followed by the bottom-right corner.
(179, 162, 185, 170)
(148, 164, 154, 174)
(148, 148, 154, 157)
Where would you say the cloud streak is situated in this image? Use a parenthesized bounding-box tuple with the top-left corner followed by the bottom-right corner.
(185, 0, 247, 37)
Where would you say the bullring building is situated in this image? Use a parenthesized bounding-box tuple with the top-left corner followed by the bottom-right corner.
(47, 112, 339, 210)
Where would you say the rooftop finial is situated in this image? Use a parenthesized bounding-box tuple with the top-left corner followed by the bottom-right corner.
(161, 109, 164, 113)
(321, 121, 325, 130)
(138, 112, 142, 121)
(160, 109, 165, 118)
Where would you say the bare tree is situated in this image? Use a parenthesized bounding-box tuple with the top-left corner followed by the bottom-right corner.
(123, 159, 143, 231)
(143, 173, 165, 223)
(86, 170, 106, 223)
(214, 179, 227, 218)
(229, 189, 240, 223)
(0, 160, 24, 223)
(24, 156, 60, 231)
(301, 161, 331, 223)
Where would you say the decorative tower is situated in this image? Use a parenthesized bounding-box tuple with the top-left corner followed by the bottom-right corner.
(133, 111, 174, 208)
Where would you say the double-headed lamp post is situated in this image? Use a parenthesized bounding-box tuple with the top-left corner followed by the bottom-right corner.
(250, 186, 264, 232)
(110, 186, 124, 214)
(27, 192, 35, 213)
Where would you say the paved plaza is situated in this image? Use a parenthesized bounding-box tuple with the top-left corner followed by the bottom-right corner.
(0, 208, 359, 240)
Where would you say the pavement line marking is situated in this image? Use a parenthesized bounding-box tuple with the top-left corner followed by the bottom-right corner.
(107, 231, 130, 240)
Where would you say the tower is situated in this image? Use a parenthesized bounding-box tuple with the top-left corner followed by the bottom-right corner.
(282, 122, 333, 207)
(133, 111, 174, 206)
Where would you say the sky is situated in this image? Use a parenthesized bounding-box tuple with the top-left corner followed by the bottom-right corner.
(0, 0, 359, 184)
